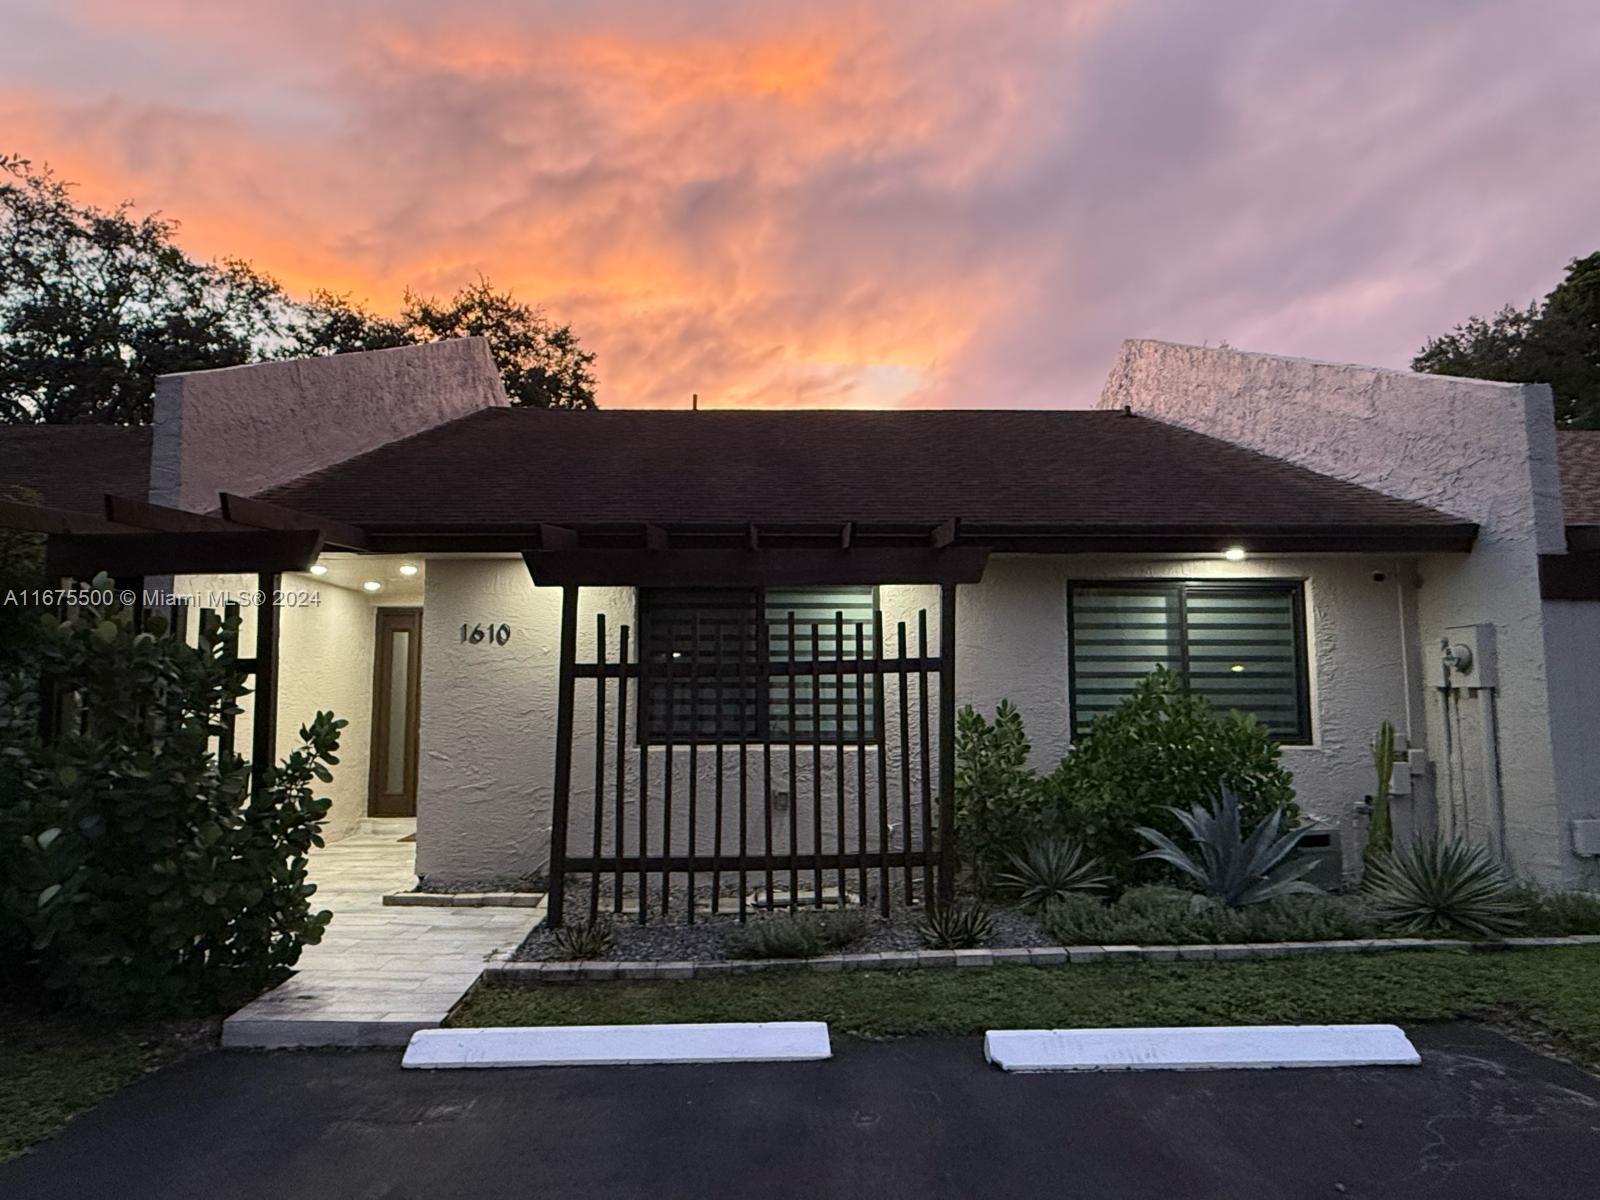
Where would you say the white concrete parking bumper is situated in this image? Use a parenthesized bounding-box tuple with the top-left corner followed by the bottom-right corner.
(402, 1021, 832, 1068)
(984, 1024, 1421, 1073)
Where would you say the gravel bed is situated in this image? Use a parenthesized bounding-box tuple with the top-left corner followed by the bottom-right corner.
(513, 900, 1051, 962)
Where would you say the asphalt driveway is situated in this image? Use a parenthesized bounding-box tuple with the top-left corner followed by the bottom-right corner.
(3, 1023, 1597, 1199)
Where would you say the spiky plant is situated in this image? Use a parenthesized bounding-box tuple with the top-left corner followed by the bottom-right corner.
(1364, 836, 1525, 938)
(916, 900, 995, 949)
(728, 916, 828, 960)
(995, 836, 1111, 912)
(1135, 785, 1320, 909)
(550, 918, 615, 961)
(1363, 719, 1398, 873)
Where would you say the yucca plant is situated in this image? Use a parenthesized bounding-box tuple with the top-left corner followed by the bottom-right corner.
(995, 836, 1111, 913)
(1135, 785, 1320, 909)
(728, 916, 828, 960)
(550, 918, 616, 961)
(1364, 836, 1525, 937)
(916, 900, 995, 949)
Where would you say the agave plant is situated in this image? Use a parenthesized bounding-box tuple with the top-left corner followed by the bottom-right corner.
(1364, 836, 1525, 937)
(916, 900, 995, 949)
(550, 917, 616, 961)
(1135, 785, 1320, 909)
(995, 836, 1111, 912)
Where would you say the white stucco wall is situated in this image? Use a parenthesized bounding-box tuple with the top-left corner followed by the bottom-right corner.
(174, 572, 376, 839)
(415, 553, 1403, 888)
(149, 338, 508, 512)
(1099, 338, 1575, 885)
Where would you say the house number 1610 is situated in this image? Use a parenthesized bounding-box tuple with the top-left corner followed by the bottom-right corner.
(460, 622, 512, 646)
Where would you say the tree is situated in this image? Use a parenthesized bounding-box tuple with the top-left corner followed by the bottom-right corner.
(297, 279, 597, 409)
(1414, 252, 1600, 428)
(1, 155, 598, 423)
(0, 156, 293, 425)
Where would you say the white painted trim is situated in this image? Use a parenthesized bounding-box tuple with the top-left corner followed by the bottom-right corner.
(401, 1021, 832, 1068)
(983, 1024, 1420, 1073)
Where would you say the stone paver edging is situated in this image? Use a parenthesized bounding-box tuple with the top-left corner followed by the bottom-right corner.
(385, 892, 544, 908)
(482, 934, 1600, 984)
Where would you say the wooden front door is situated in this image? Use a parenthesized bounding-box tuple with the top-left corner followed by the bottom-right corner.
(369, 608, 422, 817)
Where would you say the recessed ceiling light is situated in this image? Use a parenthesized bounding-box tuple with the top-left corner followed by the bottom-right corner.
(308, 564, 328, 576)
(399, 563, 419, 577)
(1223, 546, 1247, 561)
(1230, 664, 1246, 673)
(362, 580, 383, 592)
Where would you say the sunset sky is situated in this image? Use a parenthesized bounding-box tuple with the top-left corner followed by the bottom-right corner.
(3, 0, 1597, 409)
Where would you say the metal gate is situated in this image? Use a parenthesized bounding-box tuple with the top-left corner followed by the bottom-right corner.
(544, 589, 957, 926)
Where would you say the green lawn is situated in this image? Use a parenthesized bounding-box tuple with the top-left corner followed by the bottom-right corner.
(454, 946, 1600, 1067)
(0, 1002, 215, 1163)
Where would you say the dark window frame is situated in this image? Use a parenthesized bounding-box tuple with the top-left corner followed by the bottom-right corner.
(1066, 579, 1313, 745)
(636, 585, 884, 746)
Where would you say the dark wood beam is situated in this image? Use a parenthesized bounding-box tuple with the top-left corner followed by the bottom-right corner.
(104, 495, 239, 533)
(929, 518, 958, 548)
(643, 523, 670, 550)
(747, 523, 760, 551)
(47, 529, 325, 579)
(522, 547, 991, 588)
(1567, 524, 1600, 553)
(538, 523, 579, 549)
(1540, 552, 1600, 600)
(0, 499, 137, 536)
(220, 493, 368, 550)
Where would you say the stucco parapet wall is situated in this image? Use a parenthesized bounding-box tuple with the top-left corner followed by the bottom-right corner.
(150, 336, 508, 512)
(480, 936, 1600, 984)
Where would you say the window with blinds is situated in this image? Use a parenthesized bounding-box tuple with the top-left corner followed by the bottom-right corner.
(1067, 581, 1311, 743)
(638, 586, 880, 744)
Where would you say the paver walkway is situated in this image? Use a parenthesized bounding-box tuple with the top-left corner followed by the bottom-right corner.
(222, 823, 540, 1048)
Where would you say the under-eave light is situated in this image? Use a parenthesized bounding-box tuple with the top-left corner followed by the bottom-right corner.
(1223, 546, 1247, 562)
(399, 563, 420, 577)
(308, 563, 328, 576)
(362, 580, 383, 593)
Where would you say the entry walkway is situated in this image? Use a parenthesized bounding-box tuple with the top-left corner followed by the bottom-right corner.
(222, 823, 540, 1048)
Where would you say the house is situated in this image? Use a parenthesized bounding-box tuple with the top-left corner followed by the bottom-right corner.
(6, 336, 1599, 911)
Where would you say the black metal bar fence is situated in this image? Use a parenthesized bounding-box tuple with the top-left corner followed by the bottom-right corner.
(546, 597, 953, 927)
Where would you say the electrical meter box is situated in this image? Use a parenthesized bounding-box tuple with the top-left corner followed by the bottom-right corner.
(1442, 623, 1497, 689)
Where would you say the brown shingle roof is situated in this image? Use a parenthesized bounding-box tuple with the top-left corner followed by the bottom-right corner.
(0, 426, 151, 513)
(1558, 431, 1600, 526)
(259, 409, 1473, 548)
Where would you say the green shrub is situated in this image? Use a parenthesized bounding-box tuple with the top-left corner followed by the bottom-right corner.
(1041, 889, 1380, 946)
(1514, 886, 1600, 936)
(1136, 785, 1319, 908)
(916, 901, 994, 949)
(0, 587, 341, 1015)
(550, 918, 615, 960)
(1043, 668, 1297, 884)
(1364, 836, 1525, 938)
(953, 701, 1046, 892)
(727, 909, 870, 960)
(995, 835, 1109, 913)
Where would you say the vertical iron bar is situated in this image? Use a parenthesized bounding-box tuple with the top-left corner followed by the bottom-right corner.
(874, 610, 890, 917)
(637, 617, 650, 924)
(917, 609, 934, 906)
(834, 611, 847, 905)
(810, 622, 824, 908)
(762, 613, 774, 910)
(712, 624, 725, 914)
(613, 625, 629, 913)
(686, 615, 699, 925)
(546, 585, 580, 928)
(787, 610, 799, 912)
(661, 622, 676, 918)
(250, 573, 280, 796)
(219, 603, 239, 761)
(855, 622, 868, 908)
(897, 620, 914, 905)
(938, 584, 958, 904)
(589, 613, 607, 921)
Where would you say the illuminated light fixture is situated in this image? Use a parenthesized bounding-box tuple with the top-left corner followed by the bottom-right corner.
(399, 563, 420, 577)
(1230, 664, 1246, 674)
(309, 563, 328, 576)
(1223, 546, 1247, 562)
(362, 580, 383, 593)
